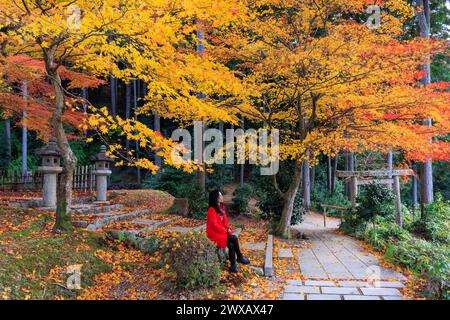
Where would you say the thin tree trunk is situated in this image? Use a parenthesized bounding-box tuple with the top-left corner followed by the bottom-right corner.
(331, 154, 338, 193)
(274, 163, 302, 238)
(412, 163, 419, 212)
(154, 111, 162, 168)
(125, 82, 131, 152)
(303, 158, 311, 210)
(310, 165, 315, 190)
(110, 75, 117, 117)
(387, 150, 393, 189)
(133, 80, 141, 184)
(21, 82, 28, 177)
(44, 49, 77, 233)
(195, 26, 206, 192)
(417, 0, 433, 204)
(327, 156, 332, 192)
(345, 153, 355, 200)
(4, 119, 11, 166)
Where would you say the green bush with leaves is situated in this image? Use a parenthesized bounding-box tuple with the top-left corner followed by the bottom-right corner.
(162, 233, 222, 290)
(409, 194, 450, 245)
(232, 184, 252, 214)
(364, 221, 412, 251)
(311, 177, 351, 216)
(356, 183, 395, 224)
(249, 162, 304, 226)
(385, 239, 449, 299)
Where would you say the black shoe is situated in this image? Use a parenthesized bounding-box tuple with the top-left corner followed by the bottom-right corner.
(237, 256, 250, 265)
(229, 263, 239, 273)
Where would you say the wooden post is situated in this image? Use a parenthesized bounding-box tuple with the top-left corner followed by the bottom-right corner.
(323, 206, 327, 227)
(393, 175, 402, 227)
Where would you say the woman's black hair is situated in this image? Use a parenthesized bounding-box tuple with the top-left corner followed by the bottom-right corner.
(208, 189, 223, 215)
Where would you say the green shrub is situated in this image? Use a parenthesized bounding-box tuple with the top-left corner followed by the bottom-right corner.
(250, 163, 304, 225)
(356, 183, 395, 223)
(385, 239, 449, 299)
(340, 208, 367, 237)
(232, 184, 252, 214)
(409, 194, 450, 245)
(311, 179, 351, 216)
(162, 233, 222, 290)
(364, 221, 412, 251)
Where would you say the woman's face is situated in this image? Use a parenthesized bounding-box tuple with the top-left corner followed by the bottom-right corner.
(218, 192, 223, 205)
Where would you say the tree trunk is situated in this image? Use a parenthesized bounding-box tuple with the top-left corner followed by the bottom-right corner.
(274, 163, 302, 238)
(133, 80, 141, 184)
(21, 82, 28, 177)
(303, 158, 311, 210)
(331, 155, 338, 193)
(327, 156, 332, 192)
(310, 165, 315, 190)
(345, 153, 355, 200)
(45, 51, 77, 233)
(417, 0, 434, 204)
(125, 82, 131, 152)
(387, 150, 393, 189)
(4, 119, 11, 166)
(154, 111, 162, 168)
(412, 163, 419, 211)
(110, 75, 117, 117)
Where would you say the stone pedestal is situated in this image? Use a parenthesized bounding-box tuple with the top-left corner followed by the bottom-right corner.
(39, 166, 63, 207)
(92, 146, 114, 202)
(94, 169, 111, 202)
(36, 137, 62, 208)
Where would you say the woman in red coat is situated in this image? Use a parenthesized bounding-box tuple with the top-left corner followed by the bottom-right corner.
(206, 189, 250, 273)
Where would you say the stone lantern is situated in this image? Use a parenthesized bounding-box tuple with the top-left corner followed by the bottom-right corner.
(92, 145, 114, 202)
(36, 137, 62, 208)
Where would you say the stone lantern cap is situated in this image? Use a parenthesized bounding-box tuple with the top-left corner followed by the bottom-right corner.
(36, 137, 61, 157)
(91, 145, 114, 163)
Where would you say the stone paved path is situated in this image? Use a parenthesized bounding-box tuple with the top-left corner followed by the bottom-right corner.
(282, 212, 407, 300)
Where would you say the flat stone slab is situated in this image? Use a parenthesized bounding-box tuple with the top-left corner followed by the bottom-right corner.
(243, 242, 265, 251)
(264, 235, 274, 277)
(86, 209, 152, 230)
(307, 294, 341, 300)
(282, 293, 305, 300)
(304, 280, 337, 287)
(167, 226, 193, 233)
(285, 285, 320, 294)
(344, 295, 381, 300)
(286, 279, 304, 286)
(133, 219, 159, 225)
(377, 281, 405, 288)
(338, 281, 372, 287)
(278, 248, 293, 258)
(361, 287, 402, 296)
(322, 286, 360, 295)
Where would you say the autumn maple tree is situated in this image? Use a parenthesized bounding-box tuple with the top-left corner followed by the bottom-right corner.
(0, 0, 244, 232)
(208, 0, 450, 237)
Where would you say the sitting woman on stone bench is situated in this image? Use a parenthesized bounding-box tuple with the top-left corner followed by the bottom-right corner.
(206, 189, 250, 273)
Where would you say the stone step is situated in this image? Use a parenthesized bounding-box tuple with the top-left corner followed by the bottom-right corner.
(72, 204, 124, 214)
(264, 234, 274, 277)
(86, 209, 152, 230)
(9, 196, 96, 209)
(120, 217, 180, 236)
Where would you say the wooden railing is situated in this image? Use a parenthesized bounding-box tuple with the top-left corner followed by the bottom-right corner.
(0, 165, 97, 192)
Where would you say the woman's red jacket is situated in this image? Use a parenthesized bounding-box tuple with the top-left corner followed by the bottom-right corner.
(206, 206, 231, 249)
